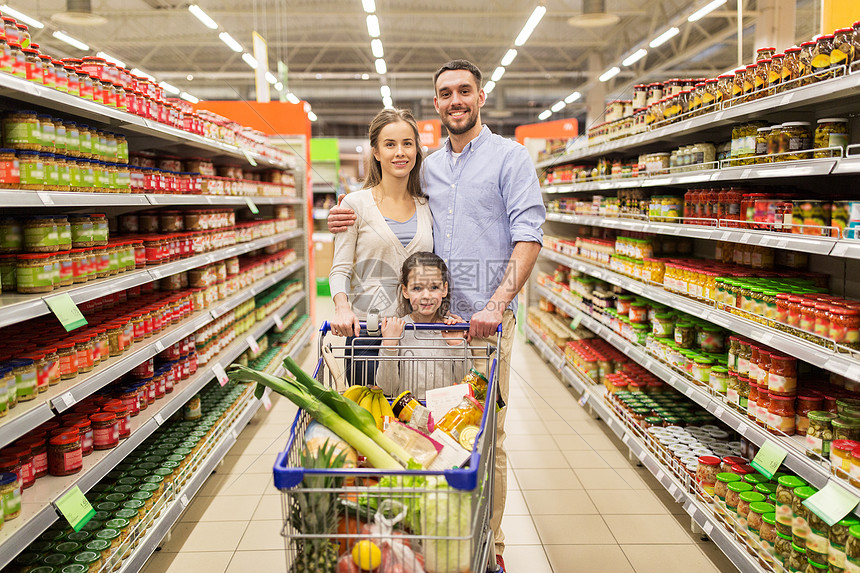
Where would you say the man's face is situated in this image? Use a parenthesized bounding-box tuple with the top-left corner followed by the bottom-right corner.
(434, 69, 485, 135)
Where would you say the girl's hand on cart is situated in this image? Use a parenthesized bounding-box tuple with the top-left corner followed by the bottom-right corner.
(441, 314, 468, 345)
(443, 313, 466, 326)
(380, 317, 405, 346)
(332, 305, 361, 338)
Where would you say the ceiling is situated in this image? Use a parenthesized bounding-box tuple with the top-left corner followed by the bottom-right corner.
(21, 0, 819, 137)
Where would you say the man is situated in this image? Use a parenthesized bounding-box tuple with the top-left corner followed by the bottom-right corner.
(328, 60, 545, 570)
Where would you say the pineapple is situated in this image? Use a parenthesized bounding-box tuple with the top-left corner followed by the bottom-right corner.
(290, 440, 347, 573)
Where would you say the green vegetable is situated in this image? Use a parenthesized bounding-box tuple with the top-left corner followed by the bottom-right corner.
(227, 365, 404, 470)
(420, 477, 472, 573)
(281, 357, 415, 467)
(357, 474, 426, 533)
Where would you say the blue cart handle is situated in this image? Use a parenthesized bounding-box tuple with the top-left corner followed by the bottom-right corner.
(320, 321, 502, 333)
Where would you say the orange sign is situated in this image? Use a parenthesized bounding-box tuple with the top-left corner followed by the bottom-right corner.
(417, 119, 442, 149)
(515, 118, 579, 145)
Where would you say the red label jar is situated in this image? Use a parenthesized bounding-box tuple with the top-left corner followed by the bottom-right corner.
(18, 436, 47, 479)
(1, 446, 33, 488)
(48, 431, 82, 476)
(103, 404, 130, 439)
(90, 412, 118, 450)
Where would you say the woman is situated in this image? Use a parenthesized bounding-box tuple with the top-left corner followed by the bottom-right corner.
(329, 108, 433, 384)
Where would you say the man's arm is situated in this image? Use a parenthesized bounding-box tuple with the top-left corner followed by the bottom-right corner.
(328, 195, 357, 233)
(469, 241, 541, 338)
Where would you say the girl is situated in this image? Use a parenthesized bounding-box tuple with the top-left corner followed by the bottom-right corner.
(376, 252, 470, 398)
(329, 108, 434, 384)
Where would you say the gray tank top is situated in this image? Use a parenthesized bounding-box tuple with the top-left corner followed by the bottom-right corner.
(384, 211, 418, 247)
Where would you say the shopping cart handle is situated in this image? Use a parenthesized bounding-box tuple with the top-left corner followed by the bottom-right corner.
(319, 321, 502, 334)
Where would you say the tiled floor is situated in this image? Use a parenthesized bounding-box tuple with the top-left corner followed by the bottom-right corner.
(141, 297, 739, 573)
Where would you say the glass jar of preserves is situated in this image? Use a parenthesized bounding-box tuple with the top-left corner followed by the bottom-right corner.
(0, 471, 20, 520)
(792, 485, 817, 547)
(755, 127, 773, 163)
(754, 58, 771, 97)
(781, 122, 813, 160)
(814, 118, 849, 158)
(812, 35, 835, 81)
(742, 64, 758, 101)
(47, 431, 82, 476)
(833, 418, 860, 441)
(776, 475, 806, 528)
(768, 395, 797, 436)
(768, 53, 784, 95)
(831, 517, 860, 570)
(796, 394, 823, 436)
(831, 307, 860, 349)
(90, 413, 119, 450)
(832, 439, 860, 478)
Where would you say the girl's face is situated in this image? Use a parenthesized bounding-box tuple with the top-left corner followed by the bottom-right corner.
(373, 121, 417, 181)
(403, 265, 447, 318)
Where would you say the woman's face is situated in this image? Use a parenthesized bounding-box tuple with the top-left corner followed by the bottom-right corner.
(373, 120, 417, 181)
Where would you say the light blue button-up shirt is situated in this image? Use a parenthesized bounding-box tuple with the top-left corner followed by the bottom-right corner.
(423, 125, 546, 319)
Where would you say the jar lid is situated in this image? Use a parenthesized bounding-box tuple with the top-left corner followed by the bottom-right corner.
(850, 524, 860, 541)
(818, 118, 849, 123)
(49, 432, 80, 446)
(794, 486, 818, 500)
(777, 475, 806, 488)
(782, 121, 812, 127)
(728, 481, 754, 493)
(744, 473, 769, 486)
(94, 529, 120, 541)
(716, 472, 741, 483)
(750, 501, 775, 515)
(756, 483, 778, 496)
(833, 418, 860, 429)
(89, 412, 116, 423)
(762, 512, 776, 525)
(739, 491, 765, 503)
(838, 517, 860, 527)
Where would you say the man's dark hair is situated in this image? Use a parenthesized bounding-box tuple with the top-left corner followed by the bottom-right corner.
(433, 60, 482, 91)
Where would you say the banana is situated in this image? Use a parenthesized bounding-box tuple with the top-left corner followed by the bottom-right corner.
(377, 393, 395, 421)
(370, 391, 383, 430)
(343, 385, 366, 402)
(358, 390, 375, 413)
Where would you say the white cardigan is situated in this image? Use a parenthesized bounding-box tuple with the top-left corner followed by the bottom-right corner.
(329, 189, 434, 319)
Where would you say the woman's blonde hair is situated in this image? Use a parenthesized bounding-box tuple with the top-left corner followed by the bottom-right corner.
(363, 108, 425, 200)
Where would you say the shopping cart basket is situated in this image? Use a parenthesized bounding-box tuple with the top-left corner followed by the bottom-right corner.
(274, 321, 502, 572)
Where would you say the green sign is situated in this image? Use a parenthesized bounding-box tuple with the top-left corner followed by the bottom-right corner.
(751, 440, 788, 479)
(804, 481, 860, 527)
(55, 486, 95, 532)
(570, 314, 583, 330)
(244, 197, 259, 214)
(45, 294, 88, 331)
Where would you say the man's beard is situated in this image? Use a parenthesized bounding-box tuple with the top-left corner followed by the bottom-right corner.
(442, 108, 477, 135)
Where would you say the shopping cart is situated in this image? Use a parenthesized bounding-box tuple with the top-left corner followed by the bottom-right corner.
(273, 321, 502, 572)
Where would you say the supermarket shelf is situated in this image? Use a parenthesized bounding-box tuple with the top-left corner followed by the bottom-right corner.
(541, 157, 839, 193)
(523, 323, 766, 573)
(545, 212, 837, 257)
(0, 263, 305, 451)
(0, 73, 291, 171)
(0, 229, 305, 330)
(539, 248, 860, 384)
(534, 283, 838, 495)
(146, 194, 302, 207)
(536, 71, 860, 168)
(116, 322, 313, 573)
(0, 293, 310, 570)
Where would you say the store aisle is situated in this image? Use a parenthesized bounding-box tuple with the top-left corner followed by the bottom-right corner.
(141, 295, 737, 573)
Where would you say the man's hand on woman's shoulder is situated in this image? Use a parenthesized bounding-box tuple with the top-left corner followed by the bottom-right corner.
(328, 195, 357, 233)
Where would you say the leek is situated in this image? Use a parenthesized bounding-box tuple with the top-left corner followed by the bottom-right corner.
(281, 357, 415, 466)
(227, 366, 404, 470)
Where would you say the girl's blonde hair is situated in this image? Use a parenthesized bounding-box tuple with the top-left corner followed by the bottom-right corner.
(397, 251, 450, 320)
(363, 108, 425, 200)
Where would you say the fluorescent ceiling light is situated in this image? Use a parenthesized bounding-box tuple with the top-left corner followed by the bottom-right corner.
(371, 39, 384, 58)
(180, 91, 200, 104)
(219, 32, 243, 52)
(622, 48, 648, 67)
(188, 4, 218, 29)
(375, 58, 387, 74)
(307, 111, 318, 121)
(599, 66, 620, 82)
(538, 110, 552, 120)
(0, 5, 44, 29)
(274, 81, 283, 91)
(96, 52, 125, 68)
(688, 0, 727, 22)
(649, 26, 680, 48)
(564, 91, 581, 103)
(366, 15, 380, 38)
(491, 66, 505, 82)
(382, 95, 393, 108)
(380, 85, 391, 98)
(159, 81, 180, 95)
(286, 92, 301, 104)
(52, 31, 89, 51)
(514, 5, 547, 47)
(265, 71, 277, 84)
(362, 0, 375, 13)
(483, 80, 496, 94)
(242, 52, 258, 69)
(501, 49, 518, 67)
(131, 68, 156, 81)
(551, 100, 565, 112)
